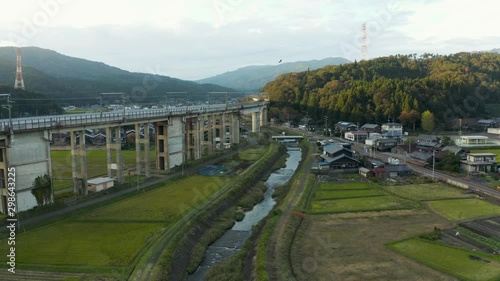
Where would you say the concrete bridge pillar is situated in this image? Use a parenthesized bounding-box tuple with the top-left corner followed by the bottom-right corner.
(106, 126, 123, 183)
(155, 121, 169, 173)
(186, 116, 202, 160)
(135, 123, 151, 178)
(231, 113, 240, 144)
(252, 112, 261, 133)
(71, 130, 88, 195)
(115, 127, 123, 182)
(260, 108, 268, 127)
(201, 114, 214, 156)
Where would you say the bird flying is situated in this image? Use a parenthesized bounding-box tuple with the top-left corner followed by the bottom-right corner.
(278, 59, 282, 63)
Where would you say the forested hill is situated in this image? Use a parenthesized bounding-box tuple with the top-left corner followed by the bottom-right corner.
(263, 53, 500, 130)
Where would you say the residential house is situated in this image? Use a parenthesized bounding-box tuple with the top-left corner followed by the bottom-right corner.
(344, 130, 368, 142)
(408, 152, 433, 166)
(381, 122, 403, 137)
(335, 121, 357, 133)
(320, 144, 360, 169)
(360, 124, 381, 133)
(299, 116, 314, 126)
(365, 133, 382, 146)
(416, 135, 443, 152)
(384, 165, 412, 177)
(375, 138, 398, 151)
(441, 146, 467, 159)
(460, 153, 497, 173)
(372, 167, 387, 177)
(477, 119, 496, 129)
(51, 132, 69, 145)
(91, 133, 107, 146)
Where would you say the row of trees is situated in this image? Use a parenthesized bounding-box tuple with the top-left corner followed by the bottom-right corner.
(264, 52, 500, 131)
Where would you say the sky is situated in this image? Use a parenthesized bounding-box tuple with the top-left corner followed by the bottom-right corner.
(0, 0, 498, 80)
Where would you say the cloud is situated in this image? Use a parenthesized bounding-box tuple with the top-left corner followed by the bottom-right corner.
(0, 0, 497, 81)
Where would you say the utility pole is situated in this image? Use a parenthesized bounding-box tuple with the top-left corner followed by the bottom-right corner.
(432, 149, 435, 179)
(459, 118, 462, 146)
(324, 116, 328, 136)
(357, 122, 359, 143)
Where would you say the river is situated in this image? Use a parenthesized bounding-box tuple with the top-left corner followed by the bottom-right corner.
(188, 147, 302, 280)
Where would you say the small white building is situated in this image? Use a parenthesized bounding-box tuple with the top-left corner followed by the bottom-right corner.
(88, 177, 114, 192)
(459, 135, 488, 146)
(382, 123, 403, 137)
(365, 133, 382, 146)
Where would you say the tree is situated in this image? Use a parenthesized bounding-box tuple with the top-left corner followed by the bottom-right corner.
(436, 152, 460, 173)
(421, 110, 435, 133)
(407, 109, 420, 132)
(440, 135, 454, 147)
(31, 174, 53, 206)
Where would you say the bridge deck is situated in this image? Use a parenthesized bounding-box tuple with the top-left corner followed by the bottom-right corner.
(0, 102, 266, 133)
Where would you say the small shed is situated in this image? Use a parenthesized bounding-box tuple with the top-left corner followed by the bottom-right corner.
(359, 167, 373, 177)
(88, 177, 114, 192)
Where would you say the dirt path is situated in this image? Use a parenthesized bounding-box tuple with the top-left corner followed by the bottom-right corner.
(266, 139, 315, 281)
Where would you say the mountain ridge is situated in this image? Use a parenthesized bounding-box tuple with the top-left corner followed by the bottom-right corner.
(198, 57, 351, 92)
(0, 46, 236, 104)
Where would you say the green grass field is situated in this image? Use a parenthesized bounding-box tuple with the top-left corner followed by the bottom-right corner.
(51, 150, 155, 190)
(388, 238, 500, 281)
(470, 149, 500, 157)
(383, 183, 476, 201)
(318, 182, 373, 190)
(427, 199, 500, 221)
(238, 147, 266, 161)
(2, 175, 230, 269)
(12, 221, 165, 267)
(311, 195, 418, 214)
(83, 175, 230, 220)
(314, 189, 384, 200)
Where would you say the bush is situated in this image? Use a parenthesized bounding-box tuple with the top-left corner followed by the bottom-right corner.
(419, 227, 442, 241)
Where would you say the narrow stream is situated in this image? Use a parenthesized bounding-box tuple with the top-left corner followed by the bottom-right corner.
(188, 146, 302, 280)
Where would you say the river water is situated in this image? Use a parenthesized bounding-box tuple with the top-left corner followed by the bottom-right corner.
(188, 147, 302, 280)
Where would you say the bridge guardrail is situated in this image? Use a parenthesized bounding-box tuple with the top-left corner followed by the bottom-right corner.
(0, 102, 267, 132)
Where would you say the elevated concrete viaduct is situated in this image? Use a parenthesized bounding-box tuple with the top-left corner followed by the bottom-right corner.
(0, 102, 268, 213)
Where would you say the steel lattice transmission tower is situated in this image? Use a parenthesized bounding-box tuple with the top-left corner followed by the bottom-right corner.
(361, 22, 368, 61)
(14, 48, 25, 90)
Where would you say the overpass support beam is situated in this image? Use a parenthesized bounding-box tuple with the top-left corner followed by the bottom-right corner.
(231, 113, 240, 144)
(71, 130, 87, 195)
(106, 126, 123, 183)
(186, 116, 201, 160)
(201, 114, 213, 156)
(135, 123, 151, 178)
(260, 108, 268, 127)
(252, 112, 260, 133)
(155, 121, 169, 174)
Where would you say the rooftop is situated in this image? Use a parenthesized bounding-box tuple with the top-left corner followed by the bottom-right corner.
(88, 177, 114, 185)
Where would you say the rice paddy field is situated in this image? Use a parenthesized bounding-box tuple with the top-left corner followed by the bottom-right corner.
(294, 176, 500, 280)
(388, 238, 500, 281)
(1, 175, 229, 272)
(310, 182, 418, 214)
(426, 198, 500, 221)
(51, 150, 155, 191)
(382, 183, 477, 201)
